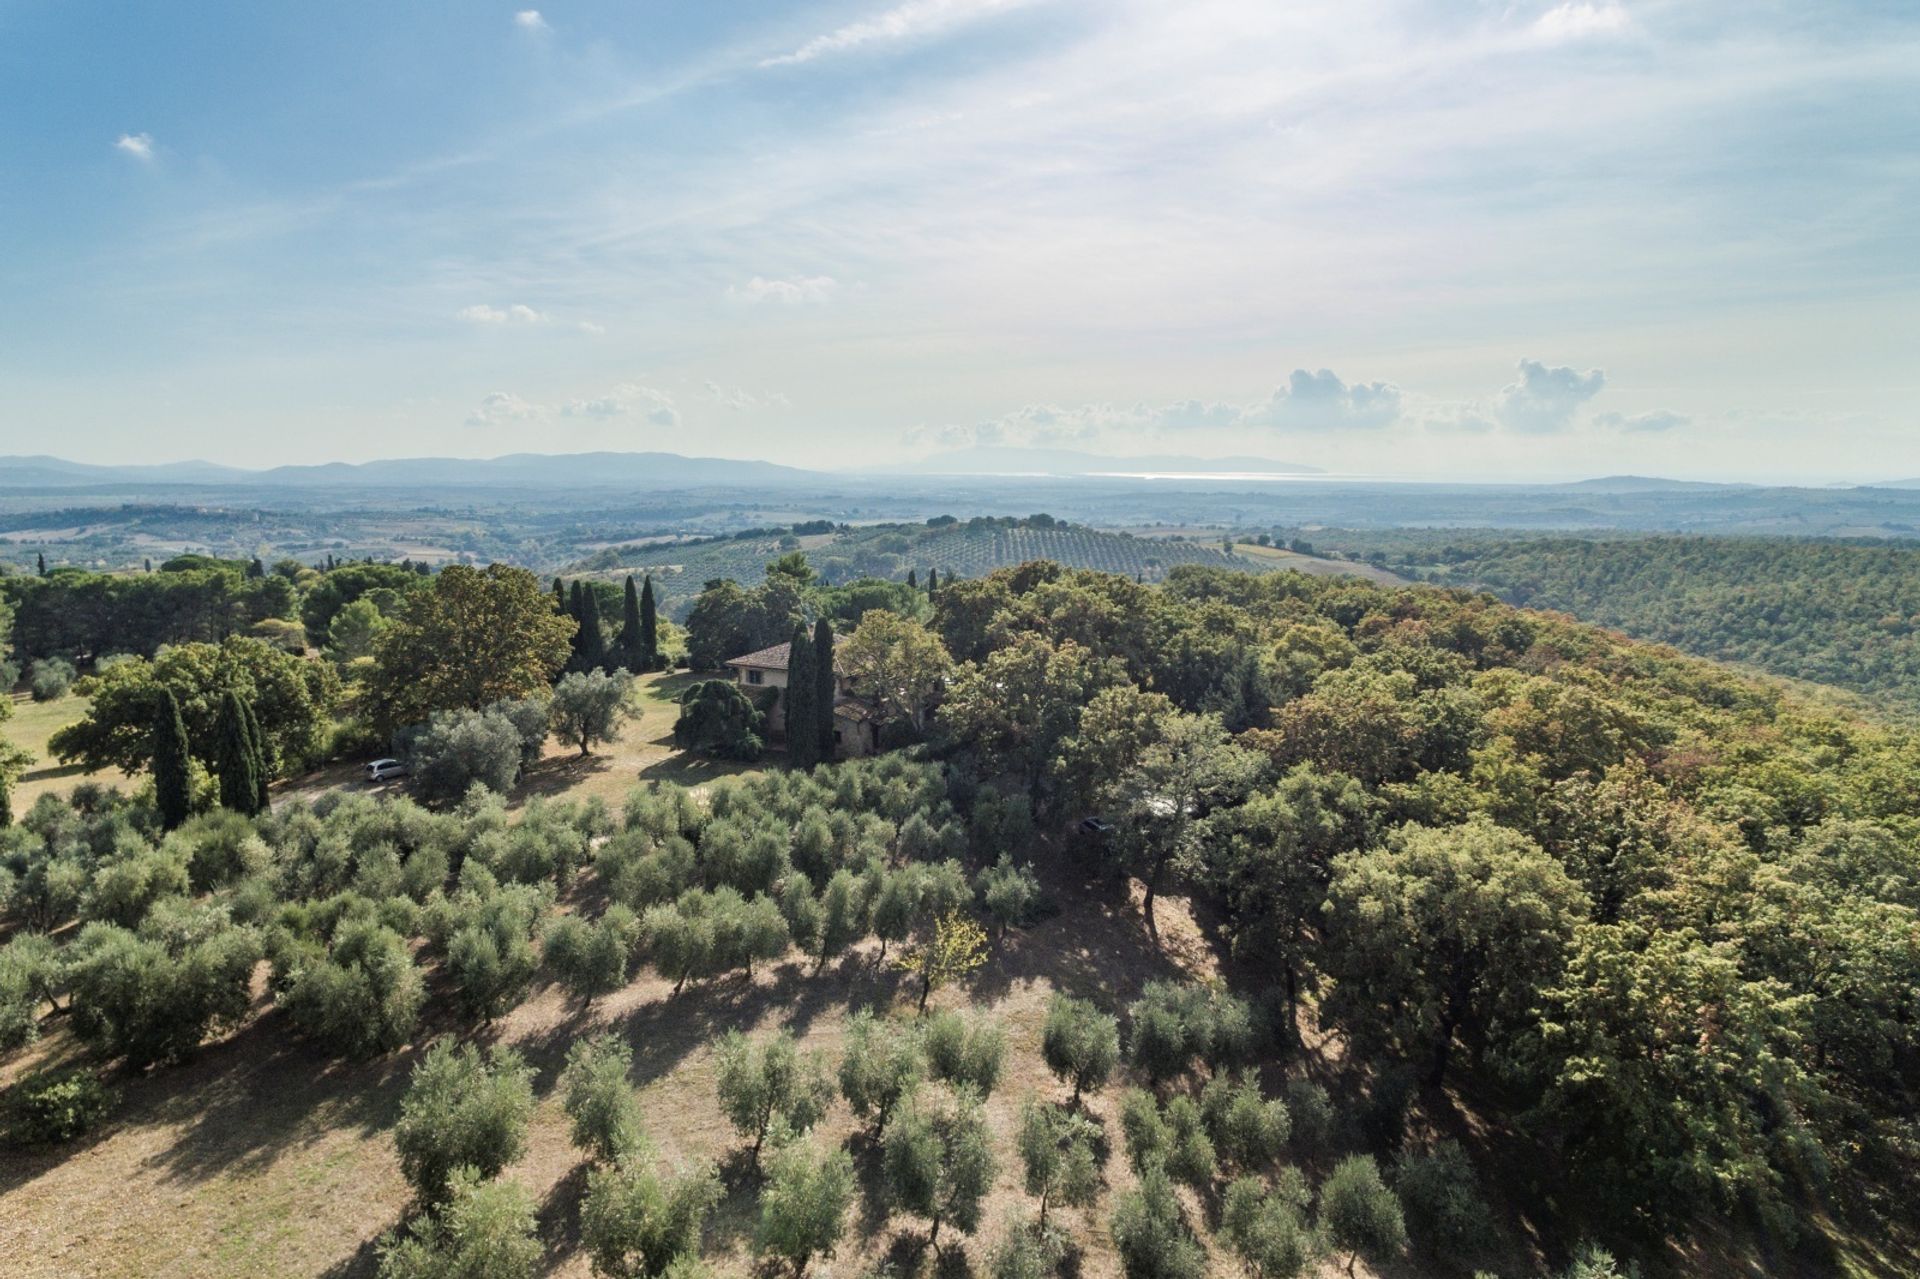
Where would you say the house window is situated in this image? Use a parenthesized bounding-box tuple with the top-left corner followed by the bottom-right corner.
(833, 729, 843, 744)
(746, 669, 763, 685)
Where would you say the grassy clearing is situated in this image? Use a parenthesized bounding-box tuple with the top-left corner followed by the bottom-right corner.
(4, 690, 134, 808)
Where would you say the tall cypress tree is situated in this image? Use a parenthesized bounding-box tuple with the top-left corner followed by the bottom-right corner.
(36, 552, 46, 577)
(619, 575, 644, 673)
(813, 617, 837, 761)
(579, 586, 605, 670)
(639, 575, 659, 671)
(786, 625, 818, 769)
(0, 770, 11, 829)
(907, 568, 917, 589)
(927, 567, 939, 597)
(214, 691, 258, 815)
(240, 696, 271, 813)
(553, 577, 567, 614)
(152, 688, 192, 831)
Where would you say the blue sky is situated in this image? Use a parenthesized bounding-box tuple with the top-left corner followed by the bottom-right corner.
(1, 0, 1915, 480)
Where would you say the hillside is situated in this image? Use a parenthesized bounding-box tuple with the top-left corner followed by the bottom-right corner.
(1301, 532, 1920, 712)
(569, 517, 1393, 616)
(4, 558, 1918, 1279)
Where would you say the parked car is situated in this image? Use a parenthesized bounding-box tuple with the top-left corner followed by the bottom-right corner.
(365, 758, 409, 783)
(1079, 816, 1116, 836)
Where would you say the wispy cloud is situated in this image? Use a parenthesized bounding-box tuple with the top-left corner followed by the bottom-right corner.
(465, 390, 543, 427)
(761, 0, 1034, 67)
(469, 382, 680, 428)
(513, 10, 549, 32)
(113, 132, 155, 161)
(1595, 408, 1688, 433)
(727, 275, 839, 304)
(456, 303, 550, 325)
(706, 381, 791, 410)
(1531, 1, 1632, 44)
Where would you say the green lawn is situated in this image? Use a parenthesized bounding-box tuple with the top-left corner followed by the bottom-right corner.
(4, 689, 131, 807)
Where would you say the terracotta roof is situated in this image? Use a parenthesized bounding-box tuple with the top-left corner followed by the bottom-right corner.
(725, 642, 792, 670)
(832, 698, 878, 723)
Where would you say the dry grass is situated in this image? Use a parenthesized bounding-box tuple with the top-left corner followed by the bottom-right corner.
(4, 690, 136, 808)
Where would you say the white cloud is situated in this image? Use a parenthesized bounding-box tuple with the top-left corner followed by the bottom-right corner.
(728, 275, 839, 305)
(455, 302, 550, 325)
(1494, 359, 1608, 433)
(561, 382, 680, 427)
(513, 10, 548, 31)
(1532, 2, 1632, 44)
(577, 320, 605, 335)
(465, 391, 543, 427)
(761, 0, 1033, 67)
(1595, 408, 1688, 433)
(705, 381, 791, 410)
(1242, 369, 1404, 431)
(113, 132, 154, 161)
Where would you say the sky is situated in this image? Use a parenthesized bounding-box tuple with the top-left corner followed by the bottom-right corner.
(0, 0, 1916, 482)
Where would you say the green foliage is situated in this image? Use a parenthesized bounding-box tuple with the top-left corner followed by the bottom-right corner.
(881, 1084, 998, 1249)
(1317, 1154, 1408, 1273)
(975, 854, 1043, 935)
(713, 1028, 832, 1165)
(394, 1041, 536, 1205)
(1221, 1172, 1316, 1279)
(1125, 981, 1254, 1085)
(1041, 993, 1120, 1104)
(551, 668, 635, 755)
(893, 908, 988, 1013)
(27, 656, 74, 701)
(838, 1008, 926, 1131)
(581, 1156, 720, 1279)
(922, 1009, 1006, 1097)
(378, 1168, 542, 1279)
(1199, 1069, 1290, 1173)
(280, 918, 425, 1058)
(785, 625, 820, 769)
(0, 933, 61, 1049)
(67, 915, 260, 1069)
(368, 564, 575, 732)
(2, 1066, 118, 1147)
(407, 704, 537, 801)
(671, 680, 765, 761)
(213, 690, 264, 816)
(542, 905, 639, 1007)
(756, 1137, 855, 1276)
(151, 687, 193, 831)
(1017, 1098, 1103, 1223)
(1393, 1139, 1492, 1257)
(561, 1034, 647, 1166)
(445, 882, 547, 1023)
(1110, 1165, 1205, 1279)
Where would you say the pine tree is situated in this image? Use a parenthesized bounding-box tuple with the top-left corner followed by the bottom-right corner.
(152, 688, 193, 831)
(786, 625, 818, 769)
(812, 618, 836, 761)
(639, 576, 659, 671)
(214, 691, 259, 815)
(240, 697, 271, 812)
(619, 575, 644, 673)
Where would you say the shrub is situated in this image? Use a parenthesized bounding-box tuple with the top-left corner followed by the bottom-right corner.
(444, 883, 547, 1023)
(171, 809, 269, 892)
(1318, 1154, 1408, 1275)
(1110, 1166, 1205, 1279)
(989, 1215, 1073, 1279)
(975, 855, 1043, 936)
(1221, 1172, 1316, 1279)
(1200, 1069, 1290, 1173)
(714, 1028, 832, 1167)
(1017, 1098, 1103, 1225)
(581, 1156, 720, 1279)
(407, 707, 527, 802)
(672, 680, 765, 761)
(66, 918, 260, 1069)
(756, 1137, 856, 1277)
(561, 1034, 646, 1166)
(923, 1009, 1006, 1098)
(1394, 1139, 1492, 1257)
(1041, 993, 1120, 1104)
(0, 933, 60, 1050)
(542, 905, 639, 1007)
(1126, 981, 1254, 1084)
(3, 1067, 117, 1146)
(280, 919, 424, 1059)
(378, 1168, 542, 1279)
(838, 1008, 925, 1131)
(1282, 1078, 1335, 1155)
(394, 1040, 536, 1204)
(27, 657, 75, 702)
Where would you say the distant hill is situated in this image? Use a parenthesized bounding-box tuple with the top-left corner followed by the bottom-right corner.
(894, 446, 1323, 476)
(568, 517, 1384, 617)
(0, 451, 821, 491)
(1551, 475, 1742, 493)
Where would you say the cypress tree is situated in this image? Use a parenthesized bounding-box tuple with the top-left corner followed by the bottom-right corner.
(0, 770, 11, 829)
(786, 625, 818, 769)
(152, 688, 192, 831)
(36, 552, 46, 577)
(553, 577, 567, 614)
(907, 568, 917, 589)
(620, 575, 644, 673)
(240, 697, 271, 813)
(927, 567, 938, 597)
(640, 576, 659, 671)
(579, 587, 606, 670)
(812, 618, 837, 761)
(214, 691, 259, 815)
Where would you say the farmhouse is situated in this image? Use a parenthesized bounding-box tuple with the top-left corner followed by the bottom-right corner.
(723, 641, 880, 758)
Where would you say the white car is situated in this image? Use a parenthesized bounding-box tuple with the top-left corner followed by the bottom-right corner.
(365, 758, 409, 783)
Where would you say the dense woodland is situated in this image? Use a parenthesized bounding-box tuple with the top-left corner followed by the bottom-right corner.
(1304, 533, 1920, 713)
(2, 550, 1919, 1277)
